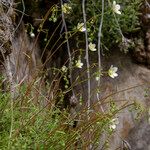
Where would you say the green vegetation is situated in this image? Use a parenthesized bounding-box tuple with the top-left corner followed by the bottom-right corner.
(0, 76, 143, 149)
(47, 0, 142, 52)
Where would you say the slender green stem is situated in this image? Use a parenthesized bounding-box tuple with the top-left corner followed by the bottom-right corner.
(97, 0, 105, 112)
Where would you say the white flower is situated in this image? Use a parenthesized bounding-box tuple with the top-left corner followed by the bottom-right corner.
(108, 65, 118, 78)
(109, 118, 119, 130)
(61, 65, 68, 72)
(76, 59, 83, 68)
(77, 23, 86, 32)
(30, 32, 35, 38)
(62, 3, 72, 14)
(89, 42, 97, 51)
(95, 76, 100, 81)
(112, 1, 121, 15)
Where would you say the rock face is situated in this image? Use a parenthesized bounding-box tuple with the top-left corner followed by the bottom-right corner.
(0, 0, 14, 65)
(101, 51, 150, 150)
(133, 1, 150, 68)
(72, 49, 150, 149)
(10, 24, 41, 83)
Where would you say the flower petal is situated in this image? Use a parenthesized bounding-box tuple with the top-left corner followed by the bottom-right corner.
(113, 1, 116, 5)
(116, 4, 120, 10)
(112, 67, 118, 72)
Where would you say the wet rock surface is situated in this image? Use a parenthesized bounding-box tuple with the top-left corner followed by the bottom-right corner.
(126, 116, 150, 150)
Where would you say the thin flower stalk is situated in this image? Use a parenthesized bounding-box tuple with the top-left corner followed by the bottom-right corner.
(60, 0, 74, 95)
(82, 0, 91, 112)
(97, 0, 105, 112)
(82, 0, 91, 148)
